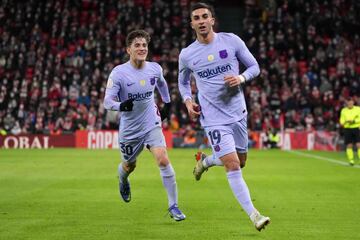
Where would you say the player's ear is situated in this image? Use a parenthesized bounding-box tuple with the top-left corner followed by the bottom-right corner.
(126, 47, 131, 55)
(190, 21, 195, 30)
(210, 17, 215, 26)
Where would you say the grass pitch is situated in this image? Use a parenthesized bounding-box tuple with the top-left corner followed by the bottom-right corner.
(0, 148, 359, 240)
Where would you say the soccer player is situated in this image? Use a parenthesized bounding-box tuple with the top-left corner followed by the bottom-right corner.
(339, 97, 360, 166)
(178, 2, 270, 231)
(104, 30, 185, 221)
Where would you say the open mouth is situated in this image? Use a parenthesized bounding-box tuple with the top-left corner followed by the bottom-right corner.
(199, 26, 206, 30)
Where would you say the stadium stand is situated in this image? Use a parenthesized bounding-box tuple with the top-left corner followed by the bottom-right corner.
(0, 0, 359, 137)
(242, 0, 359, 131)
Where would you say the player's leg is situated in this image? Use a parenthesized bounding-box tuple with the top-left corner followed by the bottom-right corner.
(193, 150, 223, 181)
(220, 151, 270, 231)
(206, 124, 255, 213)
(146, 127, 185, 221)
(237, 152, 247, 168)
(118, 138, 144, 202)
(151, 146, 177, 207)
(207, 120, 269, 231)
(118, 161, 135, 202)
(355, 129, 360, 162)
(234, 118, 270, 230)
(344, 129, 354, 165)
(234, 117, 249, 168)
(221, 152, 255, 216)
(119, 161, 136, 184)
(151, 146, 186, 221)
(193, 128, 226, 180)
(347, 143, 354, 165)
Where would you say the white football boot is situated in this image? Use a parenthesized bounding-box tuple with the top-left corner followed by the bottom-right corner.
(250, 210, 270, 231)
(193, 152, 208, 181)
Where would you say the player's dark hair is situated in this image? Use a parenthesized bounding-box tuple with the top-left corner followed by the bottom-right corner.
(126, 30, 151, 47)
(190, 2, 215, 18)
(347, 96, 354, 101)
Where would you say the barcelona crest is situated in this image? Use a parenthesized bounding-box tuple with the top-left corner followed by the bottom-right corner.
(219, 49, 228, 59)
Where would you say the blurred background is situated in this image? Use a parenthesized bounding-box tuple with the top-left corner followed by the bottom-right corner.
(0, 0, 359, 150)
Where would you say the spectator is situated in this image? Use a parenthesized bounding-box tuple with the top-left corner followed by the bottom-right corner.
(3, 112, 15, 133)
(180, 126, 197, 148)
(0, 0, 358, 135)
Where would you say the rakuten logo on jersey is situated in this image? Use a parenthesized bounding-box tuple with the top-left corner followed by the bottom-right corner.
(128, 91, 152, 101)
(197, 64, 232, 79)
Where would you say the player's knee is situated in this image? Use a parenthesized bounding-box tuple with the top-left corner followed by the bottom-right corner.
(129, 164, 136, 172)
(158, 158, 169, 167)
(224, 160, 240, 171)
(124, 162, 136, 173)
(157, 154, 170, 167)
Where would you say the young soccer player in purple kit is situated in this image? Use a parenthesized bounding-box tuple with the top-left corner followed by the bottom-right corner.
(178, 3, 270, 230)
(104, 30, 185, 221)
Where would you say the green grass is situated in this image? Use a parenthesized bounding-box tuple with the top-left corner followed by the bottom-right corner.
(0, 148, 359, 240)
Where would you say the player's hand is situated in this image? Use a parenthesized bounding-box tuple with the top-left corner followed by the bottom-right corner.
(119, 98, 134, 112)
(185, 99, 201, 120)
(160, 103, 171, 121)
(224, 75, 245, 87)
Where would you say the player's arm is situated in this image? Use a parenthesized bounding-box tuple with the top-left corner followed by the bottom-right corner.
(178, 52, 200, 118)
(104, 70, 134, 112)
(227, 34, 260, 86)
(155, 65, 171, 104)
(155, 64, 171, 120)
(354, 107, 360, 125)
(339, 109, 346, 126)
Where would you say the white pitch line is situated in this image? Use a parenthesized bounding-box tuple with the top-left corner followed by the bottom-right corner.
(289, 150, 360, 168)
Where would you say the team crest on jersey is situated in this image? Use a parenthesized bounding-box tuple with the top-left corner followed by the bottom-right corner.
(150, 77, 156, 85)
(106, 77, 113, 88)
(140, 79, 146, 86)
(214, 145, 221, 152)
(207, 54, 214, 61)
(219, 49, 228, 59)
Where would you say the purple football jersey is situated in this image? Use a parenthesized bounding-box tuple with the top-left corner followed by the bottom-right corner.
(104, 61, 170, 139)
(178, 32, 260, 127)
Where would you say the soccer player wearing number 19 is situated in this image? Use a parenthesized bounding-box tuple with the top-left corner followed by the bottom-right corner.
(178, 3, 269, 231)
(104, 30, 185, 221)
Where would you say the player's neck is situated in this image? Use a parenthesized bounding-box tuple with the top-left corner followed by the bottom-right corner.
(197, 31, 215, 44)
(130, 59, 145, 69)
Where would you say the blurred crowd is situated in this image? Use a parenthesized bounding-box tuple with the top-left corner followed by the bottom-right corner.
(0, 0, 194, 135)
(243, 0, 359, 132)
(0, 0, 359, 136)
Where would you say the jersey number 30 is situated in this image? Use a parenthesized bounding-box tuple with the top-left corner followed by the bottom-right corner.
(120, 143, 134, 155)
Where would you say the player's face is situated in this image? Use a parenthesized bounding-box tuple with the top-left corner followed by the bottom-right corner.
(191, 8, 215, 36)
(127, 37, 148, 62)
(347, 99, 354, 108)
